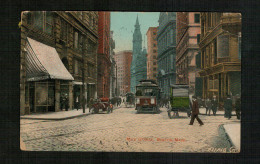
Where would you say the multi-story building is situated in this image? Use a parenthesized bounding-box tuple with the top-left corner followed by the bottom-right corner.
(157, 12, 177, 97)
(97, 12, 111, 98)
(20, 11, 99, 115)
(130, 16, 147, 93)
(176, 12, 201, 94)
(198, 12, 241, 102)
(146, 27, 158, 81)
(115, 50, 132, 96)
(109, 31, 116, 98)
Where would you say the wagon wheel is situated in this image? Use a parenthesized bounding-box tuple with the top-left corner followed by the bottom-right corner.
(168, 109, 179, 119)
(89, 107, 95, 114)
(106, 106, 111, 114)
(94, 107, 99, 114)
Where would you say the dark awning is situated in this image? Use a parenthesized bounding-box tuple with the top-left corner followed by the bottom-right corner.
(25, 37, 74, 81)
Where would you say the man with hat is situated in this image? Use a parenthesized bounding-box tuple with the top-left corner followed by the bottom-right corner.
(189, 96, 204, 125)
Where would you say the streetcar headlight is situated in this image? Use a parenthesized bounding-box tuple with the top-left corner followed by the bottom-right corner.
(151, 98, 155, 104)
(136, 98, 140, 104)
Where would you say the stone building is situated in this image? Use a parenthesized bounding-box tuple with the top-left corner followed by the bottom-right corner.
(20, 11, 98, 115)
(115, 50, 132, 96)
(97, 12, 111, 98)
(157, 12, 177, 97)
(130, 16, 147, 93)
(109, 31, 116, 98)
(176, 12, 201, 94)
(146, 27, 158, 82)
(198, 12, 241, 102)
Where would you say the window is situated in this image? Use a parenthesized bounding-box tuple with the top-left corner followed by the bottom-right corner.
(153, 44, 156, 47)
(153, 55, 156, 59)
(74, 60, 78, 75)
(79, 34, 83, 52)
(61, 19, 67, 41)
(195, 14, 200, 23)
(153, 50, 157, 53)
(33, 11, 53, 35)
(74, 31, 78, 49)
(153, 32, 156, 35)
(153, 62, 156, 65)
(153, 68, 156, 71)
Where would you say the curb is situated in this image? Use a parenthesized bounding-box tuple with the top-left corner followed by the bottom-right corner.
(20, 112, 92, 121)
(218, 124, 237, 150)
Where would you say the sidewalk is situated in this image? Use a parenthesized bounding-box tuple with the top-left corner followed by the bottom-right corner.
(20, 106, 121, 121)
(20, 108, 91, 120)
(223, 123, 241, 151)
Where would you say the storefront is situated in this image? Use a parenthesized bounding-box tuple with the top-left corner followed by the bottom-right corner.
(25, 37, 74, 114)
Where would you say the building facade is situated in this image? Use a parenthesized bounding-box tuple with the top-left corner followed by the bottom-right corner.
(198, 12, 241, 102)
(20, 11, 99, 115)
(130, 16, 147, 93)
(109, 31, 117, 98)
(176, 12, 201, 94)
(115, 50, 132, 96)
(157, 12, 177, 97)
(97, 12, 111, 98)
(146, 27, 158, 81)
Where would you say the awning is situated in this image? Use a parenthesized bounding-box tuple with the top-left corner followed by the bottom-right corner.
(25, 37, 74, 81)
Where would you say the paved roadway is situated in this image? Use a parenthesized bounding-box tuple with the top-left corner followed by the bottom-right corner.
(21, 106, 240, 152)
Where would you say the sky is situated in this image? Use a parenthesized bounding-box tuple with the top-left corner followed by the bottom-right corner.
(111, 12, 160, 53)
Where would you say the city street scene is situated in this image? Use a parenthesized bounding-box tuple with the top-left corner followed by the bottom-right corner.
(20, 12, 241, 152)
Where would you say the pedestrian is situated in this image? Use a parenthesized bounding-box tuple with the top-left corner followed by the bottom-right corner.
(211, 95, 218, 116)
(235, 94, 241, 120)
(224, 95, 232, 119)
(205, 98, 212, 116)
(64, 94, 69, 111)
(189, 96, 204, 126)
(60, 94, 65, 111)
(75, 95, 79, 111)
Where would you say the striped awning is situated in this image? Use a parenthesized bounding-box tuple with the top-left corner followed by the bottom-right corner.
(25, 37, 74, 81)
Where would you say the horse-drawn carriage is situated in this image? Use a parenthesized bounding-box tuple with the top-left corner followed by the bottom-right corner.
(89, 97, 113, 114)
(125, 92, 135, 107)
(167, 84, 192, 118)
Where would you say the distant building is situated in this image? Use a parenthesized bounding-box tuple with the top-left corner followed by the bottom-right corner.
(109, 31, 116, 98)
(97, 12, 111, 98)
(20, 11, 99, 115)
(198, 12, 241, 101)
(157, 12, 177, 97)
(146, 27, 158, 82)
(130, 15, 147, 93)
(176, 12, 201, 94)
(115, 51, 132, 96)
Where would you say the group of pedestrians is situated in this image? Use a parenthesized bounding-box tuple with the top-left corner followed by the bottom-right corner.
(189, 94, 241, 126)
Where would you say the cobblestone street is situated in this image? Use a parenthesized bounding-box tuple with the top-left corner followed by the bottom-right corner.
(21, 106, 240, 152)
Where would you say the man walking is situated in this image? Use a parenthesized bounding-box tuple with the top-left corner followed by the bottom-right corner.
(189, 96, 204, 126)
(205, 98, 212, 116)
(224, 95, 232, 119)
(211, 95, 218, 116)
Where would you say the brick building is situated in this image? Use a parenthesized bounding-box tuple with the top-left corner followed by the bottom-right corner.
(20, 11, 99, 115)
(97, 12, 111, 98)
(198, 12, 241, 102)
(115, 50, 132, 96)
(157, 12, 177, 97)
(176, 12, 201, 94)
(146, 27, 158, 82)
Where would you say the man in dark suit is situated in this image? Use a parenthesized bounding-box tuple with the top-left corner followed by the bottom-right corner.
(189, 96, 204, 125)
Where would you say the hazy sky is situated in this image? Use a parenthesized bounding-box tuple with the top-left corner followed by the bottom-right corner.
(111, 12, 160, 53)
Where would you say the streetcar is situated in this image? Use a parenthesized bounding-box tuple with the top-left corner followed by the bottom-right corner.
(125, 92, 135, 108)
(135, 79, 161, 113)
